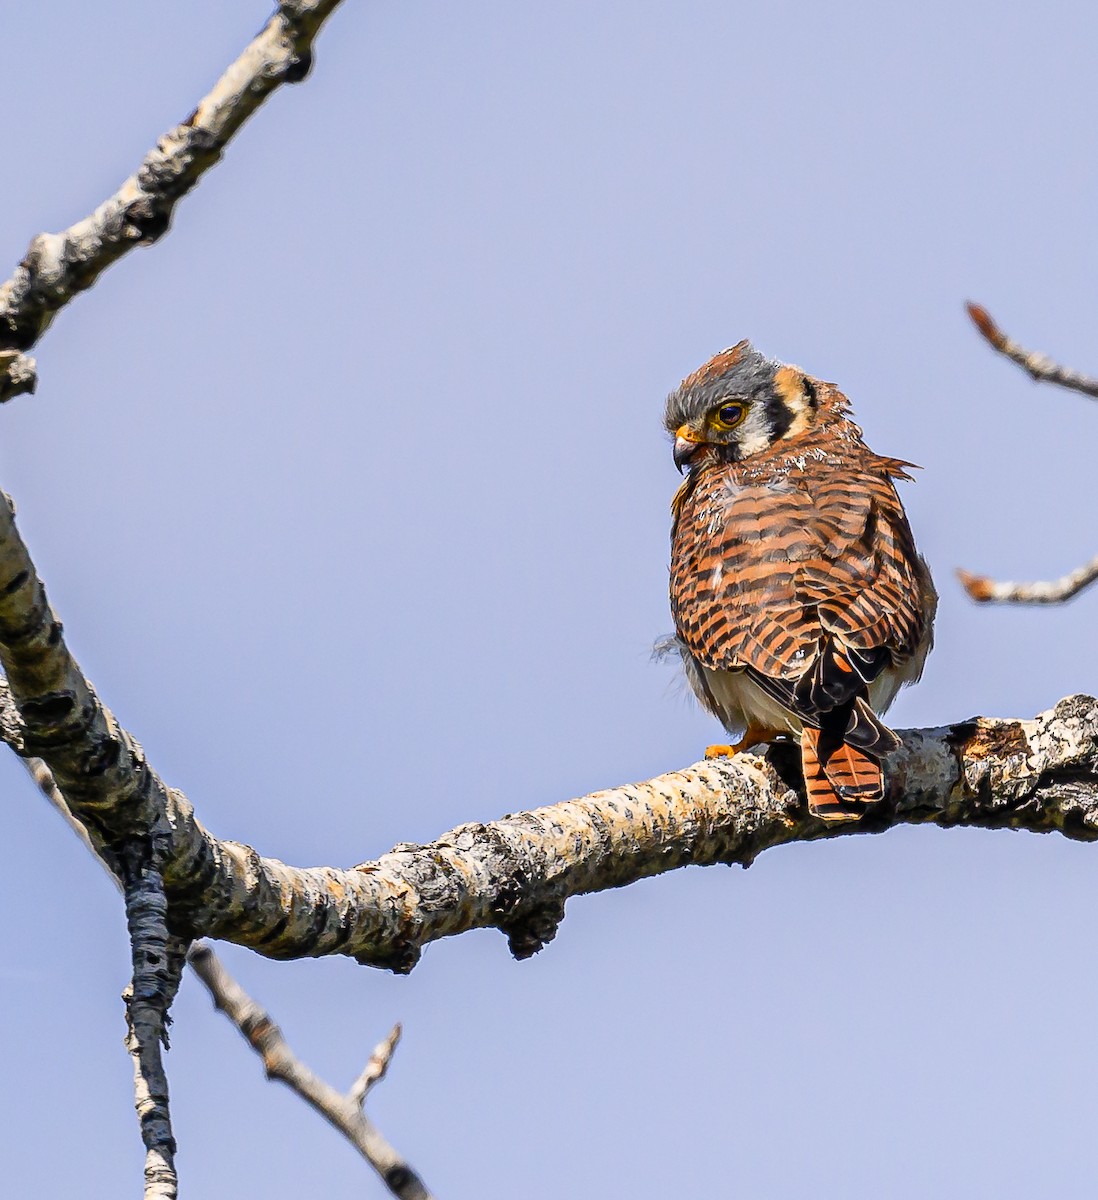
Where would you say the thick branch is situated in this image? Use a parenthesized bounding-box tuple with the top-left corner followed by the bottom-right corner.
(0, 0, 345, 401)
(958, 556, 1098, 605)
(189, 945, 431, 1199)
(1, 467, 1097, 971)
(1, 453, 1097, 969)
(965, 301, 1098, 398)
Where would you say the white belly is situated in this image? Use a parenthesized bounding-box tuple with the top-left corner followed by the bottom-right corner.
(695, 654, 922, 737)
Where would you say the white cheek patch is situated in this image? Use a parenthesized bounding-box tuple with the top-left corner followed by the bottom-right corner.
(735, 405, 775, 458)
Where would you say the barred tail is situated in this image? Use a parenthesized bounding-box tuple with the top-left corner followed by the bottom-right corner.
(801, 725, 884, 822)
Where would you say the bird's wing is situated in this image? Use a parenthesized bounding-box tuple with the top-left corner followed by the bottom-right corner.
(671, 471, 826, 681)
(670, 458, 927, 736)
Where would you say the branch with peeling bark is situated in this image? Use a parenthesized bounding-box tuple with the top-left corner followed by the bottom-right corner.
(189, 946, 431, 1199)
(0, 0, 345, 402)
(959, 302, 1098, 605)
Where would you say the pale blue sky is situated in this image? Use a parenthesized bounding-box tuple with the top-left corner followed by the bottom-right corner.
(3, 2, 1098, 1196)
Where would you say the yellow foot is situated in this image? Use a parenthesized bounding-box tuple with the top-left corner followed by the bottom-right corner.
(705, 726, 784, 759)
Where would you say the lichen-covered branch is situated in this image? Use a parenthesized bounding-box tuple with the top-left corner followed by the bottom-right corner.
(0, 0, 345, 401)
(957, 556, 1098, 605)
(966, 301, 1098, 398)
(1, 449, 1097, 970)
(189, 945, 431, 1199)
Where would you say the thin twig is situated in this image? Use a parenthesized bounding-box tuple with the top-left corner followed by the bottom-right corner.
(961, 302, 1098, 604)
(957, 556, 1098, 605)
(188, 945, 432, 1200)
(21, 749, 123, 879)
(0, 0, 346, 401)
(965, 301, 1098, 398)
(349, 1024, 403, 1107)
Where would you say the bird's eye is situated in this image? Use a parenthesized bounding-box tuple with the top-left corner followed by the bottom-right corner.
(712, 402, 746, 430)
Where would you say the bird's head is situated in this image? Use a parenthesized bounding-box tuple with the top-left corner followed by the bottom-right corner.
(664, 340, 823, 473)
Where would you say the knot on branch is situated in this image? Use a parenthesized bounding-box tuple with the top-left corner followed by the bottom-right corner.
(494, 875, 567, 960)
(355, 939, 422, 975)
(283, 48, 314, 83)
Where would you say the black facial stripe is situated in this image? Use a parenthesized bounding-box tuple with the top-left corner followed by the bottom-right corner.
(762, 385, 794, 441)
(803, 376, 818, 408)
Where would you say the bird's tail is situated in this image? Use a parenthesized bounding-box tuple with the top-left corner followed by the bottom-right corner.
(801, 724, 884, 822)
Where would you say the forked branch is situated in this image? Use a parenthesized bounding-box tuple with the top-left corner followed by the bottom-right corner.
(189, 946, 432, 1199)
(25, 745, 429, 1194)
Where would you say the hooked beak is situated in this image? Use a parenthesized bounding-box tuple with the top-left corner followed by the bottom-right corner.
(673, 425, 704, 473)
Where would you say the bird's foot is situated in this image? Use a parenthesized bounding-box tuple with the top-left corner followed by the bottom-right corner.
(704, 726, 784, 759)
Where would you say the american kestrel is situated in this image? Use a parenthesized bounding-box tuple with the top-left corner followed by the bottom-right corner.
(665, 341, 936, 820)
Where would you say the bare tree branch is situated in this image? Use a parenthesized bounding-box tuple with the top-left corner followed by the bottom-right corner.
(349, 1024, 403, 1107)
(1, 457, 1097, 970)
(124, 872, 186, 1200)
(0, 0, 346, 402)
(18, 700, 185, 1195)
(965, 301, 1098, 398)
(25, 737, 429, 1191)
(960, 303, 1098, 604)
(957, 557, 1098, 605)
(189, 946, 431, 1199)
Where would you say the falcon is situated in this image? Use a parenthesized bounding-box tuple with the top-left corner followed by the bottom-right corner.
(665, 341, 936, 820)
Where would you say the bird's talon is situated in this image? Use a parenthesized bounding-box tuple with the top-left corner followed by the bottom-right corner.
(704, 744, 738, 759)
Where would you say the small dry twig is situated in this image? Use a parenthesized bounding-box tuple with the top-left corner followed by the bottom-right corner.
(966, 301, 1098, 398)
(188, 945, 432, 1200)
(349, 1023, 403, 1107)
(960, 302, 1098, 605)
(958, 557, 1098, 606)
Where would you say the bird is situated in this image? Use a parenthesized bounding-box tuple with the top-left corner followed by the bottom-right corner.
(664, 341, 936, 821)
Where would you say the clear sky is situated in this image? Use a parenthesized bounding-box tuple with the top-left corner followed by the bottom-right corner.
(3, 2, 1098, 1196)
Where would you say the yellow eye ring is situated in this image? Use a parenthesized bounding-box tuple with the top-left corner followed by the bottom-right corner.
(711, 402, 747, 430)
